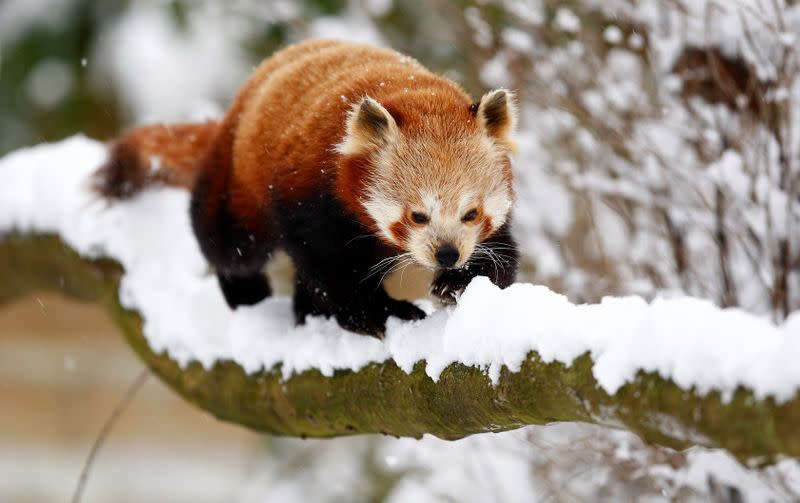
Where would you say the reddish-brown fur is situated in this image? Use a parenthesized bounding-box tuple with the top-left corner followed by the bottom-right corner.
(217, 40, 478, 233)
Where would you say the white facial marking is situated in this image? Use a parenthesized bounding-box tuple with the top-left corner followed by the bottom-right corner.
(484, 185, 512, 231)
(459, 190, 478, 212)
(422, 192, 441, 215)
(363, 192, 402, 244)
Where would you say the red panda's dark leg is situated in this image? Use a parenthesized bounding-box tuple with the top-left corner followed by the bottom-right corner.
(289, 246, 426, 336)
(335, 293, 424, 337)
(431, 221, 518, 304)
(217, 272, 272, 308)
(292, 261, 425, 337)
(191, 182, 276, 307)
(319, 282, 425, 337)
(292, 277, 330, 324)
(278, 191, 425, 336)
(190, 130, 276, 308)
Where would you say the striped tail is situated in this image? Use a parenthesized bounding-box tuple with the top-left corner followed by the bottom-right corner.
(93, 121, 219, 198)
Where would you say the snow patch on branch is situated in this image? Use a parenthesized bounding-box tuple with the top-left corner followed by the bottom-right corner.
(2, 136, 800, 401)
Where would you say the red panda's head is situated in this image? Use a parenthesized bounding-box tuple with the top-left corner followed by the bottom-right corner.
(337, 89, 517, 270)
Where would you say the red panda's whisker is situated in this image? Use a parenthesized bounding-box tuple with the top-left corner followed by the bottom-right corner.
(476, 242, 517, 251)
(474, 250, 500, 277)
(375, 255, 414, 288)
(362, 252, 414, 283)
(397, 257, 415, 286)
(345, 234, 375, 246)
(472, 245, 506, 277)
(476, 244, 513, 263)
(363, 257, 399, 282)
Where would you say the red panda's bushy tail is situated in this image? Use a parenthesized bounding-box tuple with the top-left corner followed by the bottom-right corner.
(93, 121, 219, 199)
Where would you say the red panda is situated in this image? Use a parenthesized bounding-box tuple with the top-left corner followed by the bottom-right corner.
(95, 39, 519, 337)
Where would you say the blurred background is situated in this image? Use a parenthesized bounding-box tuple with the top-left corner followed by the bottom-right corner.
(2, 0, 800, 501)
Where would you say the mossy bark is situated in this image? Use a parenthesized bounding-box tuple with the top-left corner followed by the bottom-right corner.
(1, 233, 798, 463)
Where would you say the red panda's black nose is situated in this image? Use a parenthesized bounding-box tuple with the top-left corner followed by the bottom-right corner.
(436, 244, 459, 268)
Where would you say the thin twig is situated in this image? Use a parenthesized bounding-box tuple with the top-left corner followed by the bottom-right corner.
(72, 368, 150, 503)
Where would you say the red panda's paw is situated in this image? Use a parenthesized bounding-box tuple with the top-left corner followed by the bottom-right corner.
(217, 272, 272, 309)
(430, 268, 472, 305)
(385, 298, 426, 322)
(335, 310, 388, 339)
(335, 299, 425, 338)
(293, 279, 331, 325)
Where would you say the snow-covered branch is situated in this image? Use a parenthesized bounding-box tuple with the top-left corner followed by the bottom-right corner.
(1, 137, 799, 464)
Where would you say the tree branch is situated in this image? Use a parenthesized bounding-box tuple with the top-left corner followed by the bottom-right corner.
(1, 232, 798, 464)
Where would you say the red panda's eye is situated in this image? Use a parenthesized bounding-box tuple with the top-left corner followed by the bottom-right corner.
(462, 208, 478, 222)
(411, 212, 430, 224)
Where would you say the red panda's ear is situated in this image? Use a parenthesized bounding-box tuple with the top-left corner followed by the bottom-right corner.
(475, 89, 517, 148)
(337, 96, 399, 155)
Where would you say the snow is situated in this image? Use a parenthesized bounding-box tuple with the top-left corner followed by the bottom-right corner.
(479, 52, 514, 88)
(238, 423, 800, 502)
(629, 0, 800, 78)
(465, 7, 493, 48)
(25, 59, 74, 109)
(0, 0, 76, 47)
(91, 3, 249, 124)
(2, 136, 800, 404)
(501, 28, 534, 53)
(306, 13, 386, 47)
(364, 0, 393, 17)
(554, 7, 581, 33)
(603, 25, 623, 45)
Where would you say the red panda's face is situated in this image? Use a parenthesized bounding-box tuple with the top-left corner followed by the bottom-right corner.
(364, 135, 513, 270)
(339, 90, 517, 271)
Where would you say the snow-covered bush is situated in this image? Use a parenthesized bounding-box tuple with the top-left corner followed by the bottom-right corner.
(459, 1, 800, 320)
